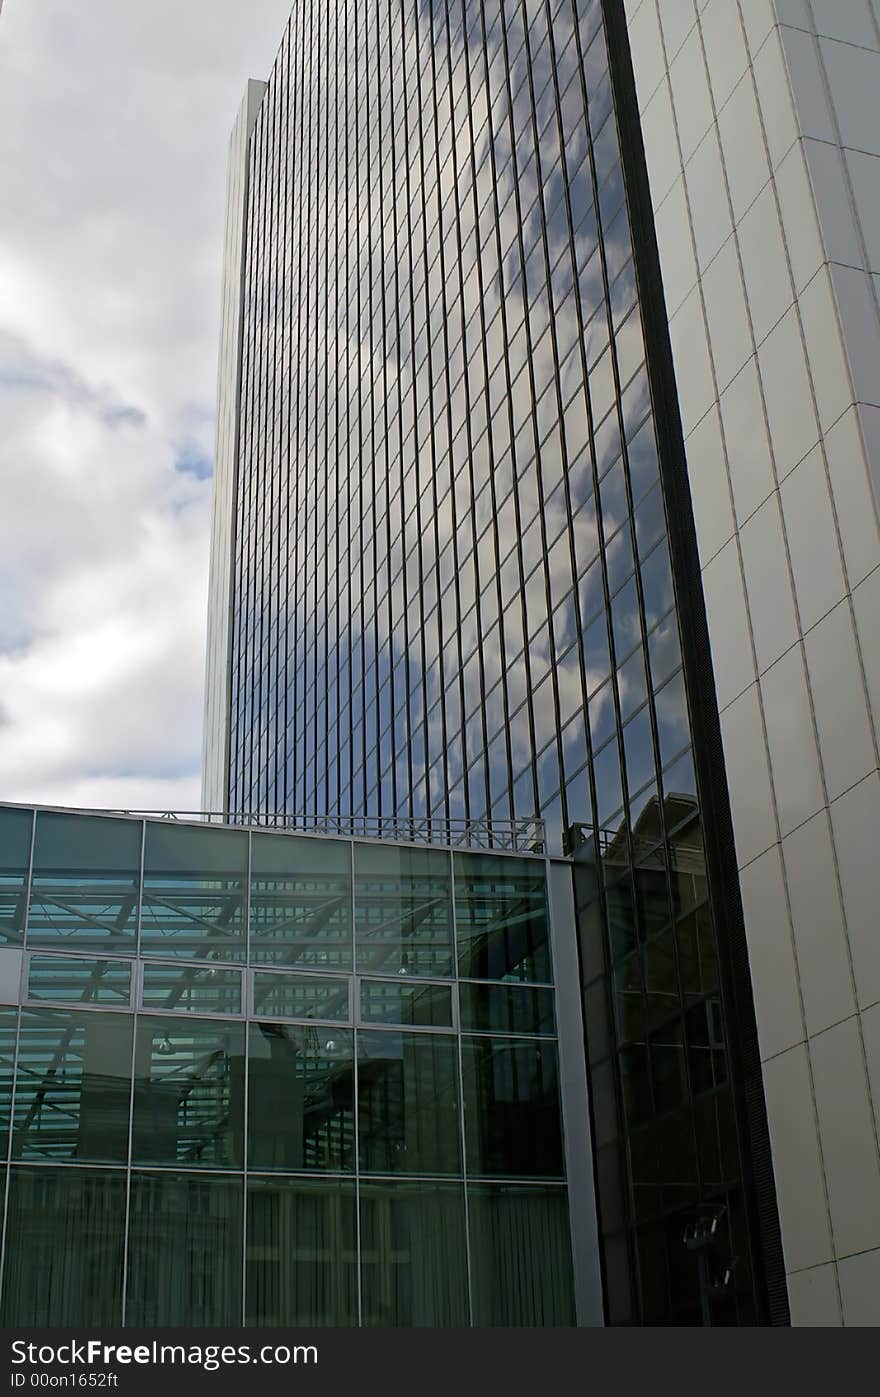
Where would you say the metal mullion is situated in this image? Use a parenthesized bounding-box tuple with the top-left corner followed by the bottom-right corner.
(449, 844, 474, 1326)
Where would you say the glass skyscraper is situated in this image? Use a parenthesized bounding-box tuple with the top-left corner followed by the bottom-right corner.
(206, 0, 880, 1329)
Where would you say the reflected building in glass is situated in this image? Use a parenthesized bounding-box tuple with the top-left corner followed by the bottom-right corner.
(203, 0, 801, 1326)
(0, 803, 592, 1327)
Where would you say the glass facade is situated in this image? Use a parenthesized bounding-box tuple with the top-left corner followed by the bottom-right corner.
(0, 805, 574, 1326)
(215, 0, 773, 1324)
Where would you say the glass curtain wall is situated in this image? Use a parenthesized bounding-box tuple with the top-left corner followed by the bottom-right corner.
(0, 806, 575, 1327)
(224, 0, 765, 1325)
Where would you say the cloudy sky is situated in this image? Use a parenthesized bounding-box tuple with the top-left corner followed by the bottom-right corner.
(0, 0, 292, 812)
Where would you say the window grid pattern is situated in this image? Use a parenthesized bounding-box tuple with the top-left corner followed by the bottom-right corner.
(0, 805, 572, 1327)
(223, 0, 761, 1324)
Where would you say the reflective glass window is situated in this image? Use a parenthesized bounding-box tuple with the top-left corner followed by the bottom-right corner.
(253, 970, 350, 1022)
(27, 955, 131, 1008)
(360, 1181, 468, 1327)
(246, 1177, 358, 1326)
(359, 979, 453, 1028)
(454, 853, 551, 983)
(248, 1022, 354, 1173)
(140, 824, 247, 963)
(460, 982, 555, 1037)
(126, 1172, 243, 1327)
(250, 833, 352, 970)
(28, 812, 141, 954)
(461, 1036, 564, 1178)
(354, 844, 453, 978)
(1, 1167, 126, 1326)
(12, 1008, 132, 1163)
(141, 963, 242, 1016)
(357, 1029, 461, 1175)
(0, 806, 32, 946)
(131, 1015, 245, 1168)
(468, 1183, 575, 1325)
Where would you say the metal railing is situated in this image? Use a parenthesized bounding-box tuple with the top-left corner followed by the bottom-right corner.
(103, 810, 546, 854)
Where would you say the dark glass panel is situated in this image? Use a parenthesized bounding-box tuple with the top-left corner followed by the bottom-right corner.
(461, 1036, 564, 1178)
(357, 1029, 460, 1175)
(1, 1166, 125, 1325)
(454, 852, 551, 983)
(359, 979, 453, 1028)
(360, 1181, 468, 1327)
(459, 982, 555, 1036)
(0, 806, 32, 946)
(248, 1023, 354, 1173)
(468, 1183, 575, 1325)
(12, 1008, 132, 1163)
(354, 844, 453, 978)
(28, 812, 140, 953)
(250, 833, 352, 970)
(27, 955, 131, 1008)
(131, 1015, 245, 1168)
(141, 823, 247, 962)
(140, 963, 242, 1015)
(126, 1172, 243, 1326)
(253, 971, 350, 1023)
(246, 1176, 358, 1327)
(0, 1009, 17, 1157)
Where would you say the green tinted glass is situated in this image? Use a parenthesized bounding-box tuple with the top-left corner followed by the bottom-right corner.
(126, 1172, 243, 1326)
(248, 1022, 354, 1173)
(28, 812, 141, 953)
(12, 1009, 132, 1163)
(359, 1181, 468, 1327)
(461, 1037, 564, 1179)
(459, 982, 555, 1036)
(360, 979, 454, 1028)
(246, 1177, 358, 1327)
(454, 853, 551, 983)
(27, 956, 131, 1008)
(252, 971, 350, 1022)
(141, 963, 242, 1015)
(0, 806, 32, 946)
(0, 1009, 18, 1157)
(357, 1030, 461, 1175)
(250, 833, 352, 970)
(355, 844, 453, 978)
(1, 1167, 126, 1326)
(131, 1015, 245, 1168)
(141, 823, 247, 961)
(468, 1183, 575, 1325)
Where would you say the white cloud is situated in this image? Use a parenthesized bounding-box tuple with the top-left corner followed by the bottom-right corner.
(0, 0, 293, 811)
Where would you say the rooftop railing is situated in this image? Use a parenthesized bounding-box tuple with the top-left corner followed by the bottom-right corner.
(102, 810, 546, 854)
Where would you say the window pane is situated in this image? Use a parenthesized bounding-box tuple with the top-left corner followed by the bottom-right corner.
(1, 1167, 126, 1326)
(454, 853, 551, 983)
(28, 812, 140, 953)
(461, 1037, 564, 1178)
(253, 971, 350, 1023)
(0, 1009, 18, 1156)
(468, 1183, 575, 1325)
(357, 1030, 461, 1175)
(0, 806, 32, 946)
(360, 1181, 468, 1326)
(132, 1015, 245, 1168)
(250, 833, 352, 970)
(460, 982, 555, 1036)
(141, 963, 242, 1015)
(248, 1023, 354, 1173)
(140, 823, 247, 962)
(27, 956, 131, 1008)
(126, 1172, 243, 1327)
(354, 844, 453, 978)
(246, 1177, 358, 1326)
(13, 1009, 132, 1163)
(360, 980, 453, 1028)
